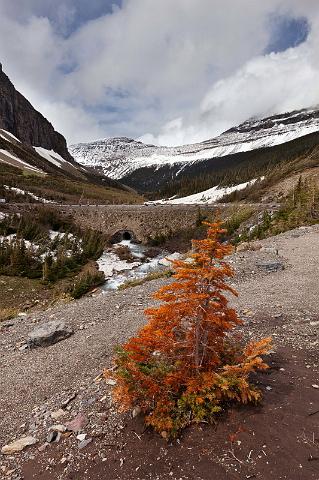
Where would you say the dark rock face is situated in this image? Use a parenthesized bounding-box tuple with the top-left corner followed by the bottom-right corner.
(0, 64, 72, 161)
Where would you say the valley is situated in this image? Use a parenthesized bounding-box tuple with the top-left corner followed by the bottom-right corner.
(0, 62, 319, 480)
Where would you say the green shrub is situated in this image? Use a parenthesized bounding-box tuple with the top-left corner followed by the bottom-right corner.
(70, 267, 105, 299)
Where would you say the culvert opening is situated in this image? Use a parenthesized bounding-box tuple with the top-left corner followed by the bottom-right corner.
(111, 230, 136, 243)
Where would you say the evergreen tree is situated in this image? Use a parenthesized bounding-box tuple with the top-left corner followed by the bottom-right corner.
(106, 223, 271, 437)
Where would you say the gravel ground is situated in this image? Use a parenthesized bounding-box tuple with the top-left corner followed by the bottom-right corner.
(0, 224, 318, 479)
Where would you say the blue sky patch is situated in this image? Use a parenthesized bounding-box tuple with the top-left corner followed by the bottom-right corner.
(265, 15, 310, 54)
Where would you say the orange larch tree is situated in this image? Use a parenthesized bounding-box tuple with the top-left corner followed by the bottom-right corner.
(106, 222, 271, 437)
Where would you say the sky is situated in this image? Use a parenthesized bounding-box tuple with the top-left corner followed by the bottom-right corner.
(0, 0, 318, 146)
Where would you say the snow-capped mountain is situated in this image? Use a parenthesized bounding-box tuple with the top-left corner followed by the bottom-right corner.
(70, 108, 319, 192)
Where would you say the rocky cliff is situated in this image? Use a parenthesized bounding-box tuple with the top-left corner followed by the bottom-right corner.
(0, 63, 72, 161)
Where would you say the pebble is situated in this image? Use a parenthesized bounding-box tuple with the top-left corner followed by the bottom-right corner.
(51, 409, 65, 420)
(61, 393, 77, 408)
(78, 438, 92, 450)
(38, 443, 49, 452)
(18, 344, 28, 352)
(46, 431, 61, 443)
(105, 379, 116, 386)
(132, 406, 142, 418)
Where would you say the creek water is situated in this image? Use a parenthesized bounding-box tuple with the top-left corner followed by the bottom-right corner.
(97, 240, 176, 291)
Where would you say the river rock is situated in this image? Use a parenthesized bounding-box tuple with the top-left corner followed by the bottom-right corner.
(1, 436, 37, 454)
(27, 320, 74, 348)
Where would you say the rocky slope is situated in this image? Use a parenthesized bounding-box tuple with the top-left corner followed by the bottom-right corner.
(0, 225, 318, 479)
(0, 64, 72, 162)
(70, 108, 319, 192)
(0, 127, 143, 204)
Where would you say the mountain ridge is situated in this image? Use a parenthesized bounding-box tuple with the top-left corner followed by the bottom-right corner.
(70, 107, 319, 193)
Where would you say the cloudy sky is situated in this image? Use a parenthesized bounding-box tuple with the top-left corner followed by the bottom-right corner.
(0, 0, 318, 146)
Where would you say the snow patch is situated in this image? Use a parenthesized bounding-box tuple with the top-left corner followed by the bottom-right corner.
(0, 129, 21, 143)
(4, 185, 55, 204)
(34, 147, 67, 168)
(156, 179, 259, 205)
(0, 150, 43, 173)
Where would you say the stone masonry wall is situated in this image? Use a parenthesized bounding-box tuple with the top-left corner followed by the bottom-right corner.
(59, 204, 222, 242)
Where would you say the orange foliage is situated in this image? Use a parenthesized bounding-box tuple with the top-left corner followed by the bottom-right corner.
(106, 222, 271, 436)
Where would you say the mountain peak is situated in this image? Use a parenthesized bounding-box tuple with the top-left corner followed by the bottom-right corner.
(0, 66, 72, 161)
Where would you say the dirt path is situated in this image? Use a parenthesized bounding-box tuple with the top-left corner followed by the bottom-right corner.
(0, 225, 318, 479)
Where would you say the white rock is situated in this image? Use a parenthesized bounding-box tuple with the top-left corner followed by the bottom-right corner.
(132, 406, 141, 418)
(1, 436, 37, 454)
(105, 379, 117, 386)
(158, 252, 182, 267)
(76, 434, 86, 441)
(51, 409, 65, 420)
(49, 424, 66, 433)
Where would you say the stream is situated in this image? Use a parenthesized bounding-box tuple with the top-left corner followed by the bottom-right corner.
(97, 240, 180, 291)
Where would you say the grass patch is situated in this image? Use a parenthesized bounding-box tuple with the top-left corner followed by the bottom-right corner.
(118, 269, 173, 290)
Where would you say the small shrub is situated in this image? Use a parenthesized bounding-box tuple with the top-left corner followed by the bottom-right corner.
(115, 245, 136, 262)
(223, 206, 254, 239)
(0, 307, 18, 322)
(244, 177, 319, 241)
(106, 223, 271, 437)
(144, 247, 162, 259)
(70, 266, 105, 299)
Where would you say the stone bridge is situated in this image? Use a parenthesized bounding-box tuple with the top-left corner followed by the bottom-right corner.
(7, 203, 267, 244)
(59, 204, 226, 243)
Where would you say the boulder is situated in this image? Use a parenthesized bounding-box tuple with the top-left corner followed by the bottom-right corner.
(256, 260, 284, 272)
(236, 241, 262, 253)
(27, 320, 73, 348)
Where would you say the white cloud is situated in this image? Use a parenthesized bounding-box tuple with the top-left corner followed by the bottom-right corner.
(0, 0, 318, 145)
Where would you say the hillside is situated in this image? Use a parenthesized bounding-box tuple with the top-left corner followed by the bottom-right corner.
(0, 129, 142, 204)
(1, 225, 318, 479)
(70, 108, 319, 195)
(0, 66, 142, 205)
